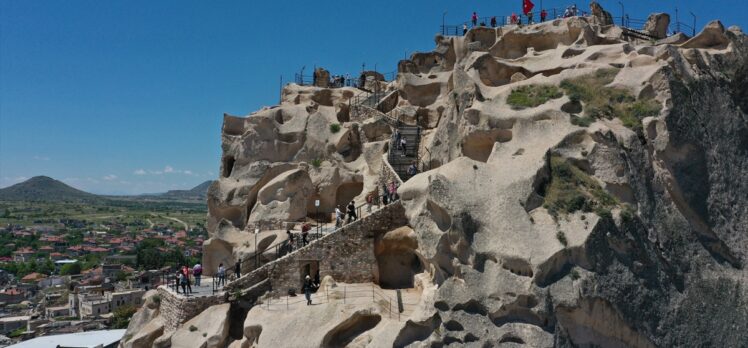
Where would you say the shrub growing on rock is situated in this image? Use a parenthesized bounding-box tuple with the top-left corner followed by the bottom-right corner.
(542, 155, 618, 219)
(329, 123, 341, 133)
(560, 69, 661, 130)
(507, 85, 563, 109)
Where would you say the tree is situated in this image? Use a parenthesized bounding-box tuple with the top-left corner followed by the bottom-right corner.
(112, 305, 137, 329)
(115, 271, 128, 282)
(60, 263, 81, 275)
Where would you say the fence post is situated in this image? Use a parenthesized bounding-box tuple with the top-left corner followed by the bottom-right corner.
(344, 286, 346, 304)
(286, 296, 289, 310)
(389, 299, 392, 319)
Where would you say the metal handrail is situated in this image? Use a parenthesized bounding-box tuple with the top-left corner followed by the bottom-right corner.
(441, 7, 576, 36)
(259, 283, 418, 321)
(216, 201, 389, 294)
(442, 11, 695, 39)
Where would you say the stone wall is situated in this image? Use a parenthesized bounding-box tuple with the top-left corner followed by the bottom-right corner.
(350, 104, 381, 123)
(157, 288, 227, 332)
(379, 154, 404, 189)
(268, 202, 408, 295)
(225, 202, 408, 297)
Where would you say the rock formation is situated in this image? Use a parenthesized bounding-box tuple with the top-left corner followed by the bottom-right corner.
(123, 3, 748, 347)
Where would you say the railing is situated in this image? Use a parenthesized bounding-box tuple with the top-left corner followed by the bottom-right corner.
(442, 11, 697, 39)
(291, 70, 397, 90)
(215, 200, 389, 294)
(257, 283, 419, 321)
(441, 7, 574, 36)
(294, 73, 314, 86)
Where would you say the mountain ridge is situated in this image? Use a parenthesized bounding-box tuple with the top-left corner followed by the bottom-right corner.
(0, 176, 212, 202)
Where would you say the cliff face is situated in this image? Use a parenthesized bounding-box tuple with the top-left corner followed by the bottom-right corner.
(122, 8, 748, 348)
(395, 19, 748, 347)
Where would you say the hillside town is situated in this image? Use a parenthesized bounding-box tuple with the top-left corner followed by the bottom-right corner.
(0, 215, 206, 344)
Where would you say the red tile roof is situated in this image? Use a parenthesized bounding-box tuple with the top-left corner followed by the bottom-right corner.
(21, 272, 47, 282)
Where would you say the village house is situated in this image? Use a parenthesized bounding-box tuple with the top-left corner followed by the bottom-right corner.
(45, 305, 71, 319)
(12, 248, 35, 262)
(0, 315, 30, 334)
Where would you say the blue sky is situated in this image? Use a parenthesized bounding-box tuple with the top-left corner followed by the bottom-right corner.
(1, 0, 746, 194)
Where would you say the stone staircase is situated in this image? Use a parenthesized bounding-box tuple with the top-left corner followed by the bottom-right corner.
(349, 91, 423, 182)
(388, 125, 421, 181)
(224, 201, 406, 298)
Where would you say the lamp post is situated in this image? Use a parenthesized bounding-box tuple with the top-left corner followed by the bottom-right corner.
(254, 228, 259, 269)
(314, 199, 320, 234)
(690, 11, 696, 36)
(675, 7, 680, 34)
(442, 11, 447, 35)
(618, 1, 624, 26)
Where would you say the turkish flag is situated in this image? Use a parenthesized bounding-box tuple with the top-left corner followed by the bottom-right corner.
(523, 0, 535, 15)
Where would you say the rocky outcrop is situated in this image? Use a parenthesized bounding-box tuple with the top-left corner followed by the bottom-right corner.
(644, 13, 671, 39)
(122, 5, 748, 347)
(119, 291, 162, 348)
(170, 304, 232, 348)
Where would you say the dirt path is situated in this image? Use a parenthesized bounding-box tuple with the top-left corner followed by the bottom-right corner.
(164, 216, 189, 230)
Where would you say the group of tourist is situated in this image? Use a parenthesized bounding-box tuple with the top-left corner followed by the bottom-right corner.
(334, 201, 360, 227)
(174, 263, 203, 295)
(394, 130, 409, 157)
(462, 5, 582, 35)
(171, 259, 248, 294)
(286, 223, 312, 251)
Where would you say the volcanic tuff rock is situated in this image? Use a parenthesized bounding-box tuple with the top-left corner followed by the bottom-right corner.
(123, 3, 748, 347)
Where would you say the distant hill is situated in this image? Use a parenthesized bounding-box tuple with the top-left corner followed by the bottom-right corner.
(0, 176, 213, 203)
(0, 176, 102, 202)
(156, 180, 213, 200)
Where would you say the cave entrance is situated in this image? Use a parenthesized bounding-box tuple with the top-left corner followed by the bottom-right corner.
(461, 129, 513, 162)
(334, 182, 364, 210)
(374, 227, 423, 289)
(222, 156, 235, 178)
(299, 260, 320, 289)
(377, 250, 422, 289)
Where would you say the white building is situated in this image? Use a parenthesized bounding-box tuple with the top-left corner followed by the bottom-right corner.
(7, 329, 126, 348)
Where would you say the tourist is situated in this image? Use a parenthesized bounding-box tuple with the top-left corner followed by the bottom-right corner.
(181, 265, 193, 294)
(394, 129, 401, 147)
(301, 222, 310, 245)
(347, 201, 358, 223)
(217, 263, 226, 287)
(462, 23, 468, 35)
(511, 12, 518, 25)
(399, 137, 407, 156)
(471, 12, 478, 27)
(490, 16, 497, 28)
(540, 9, 548, 22)
(335, 205, 344, 228)
(175, 271, 183, 294)
(303, 275, 317, 305)
(286, 229, 295, 250)
(527, 12, 533, 24)
(407, 162, 418, 177)
(382, 184, 389, 205)
(193, 263, 203, 286)
(234, 259, 241, 279)
(388, 181, 397, 202)
(345, 73, 351, 87)
(366, 192, 374, 213)
(177, 271, 187, 296)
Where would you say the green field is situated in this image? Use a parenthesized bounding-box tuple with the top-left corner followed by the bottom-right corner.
(0, 199, 207, 232)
